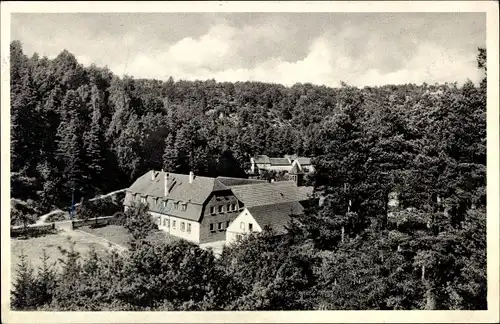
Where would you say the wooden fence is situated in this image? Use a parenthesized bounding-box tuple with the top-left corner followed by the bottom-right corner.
(11, 223, 56, 238)
(71, 215, 119, 230)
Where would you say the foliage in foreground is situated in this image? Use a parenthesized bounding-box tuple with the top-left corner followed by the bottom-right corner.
(11, 205, 485, 311)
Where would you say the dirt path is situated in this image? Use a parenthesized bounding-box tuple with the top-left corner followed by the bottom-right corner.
(60, 228, 128, 253)
(34, 209, 64, 225)
(35, 188, 126, 224)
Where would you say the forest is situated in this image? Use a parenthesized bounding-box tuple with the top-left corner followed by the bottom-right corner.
(10, 40, 487, 310)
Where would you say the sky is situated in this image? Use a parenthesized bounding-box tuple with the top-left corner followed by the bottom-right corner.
(11, 12, 486, 87)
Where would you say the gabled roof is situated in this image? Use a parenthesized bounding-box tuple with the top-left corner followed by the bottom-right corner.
(127, 170, 230, 205)
(269, 157, 292, 166)
(253, 155, 271, 164)
(289, 162, 304, 175)
(230, 181, 310, 208)
(247, 201, 304, 234)
(295, 157, 312, 165)
(216, 177, 267, 187)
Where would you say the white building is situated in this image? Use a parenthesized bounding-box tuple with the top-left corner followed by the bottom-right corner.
(226, 201, 304, 245)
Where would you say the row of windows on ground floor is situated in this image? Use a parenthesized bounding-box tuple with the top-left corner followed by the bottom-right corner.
(209, 221, 253, 233)
(152, 215, 254, 235)
(153, 216, 192, 233)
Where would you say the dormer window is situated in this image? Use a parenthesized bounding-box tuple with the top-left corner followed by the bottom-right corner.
(182, 204, 187, 211)
(141, 197, 147, 204)
(163, 201, 167, 208)
(218, 205, 223, 213)
(210, 206, 215, 214)
(174, 202, 179, 210)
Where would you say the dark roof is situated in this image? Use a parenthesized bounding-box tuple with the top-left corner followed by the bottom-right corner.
(253, 155, 271, 164)
(295, 157, 312, 165)
(127, 170, 229, 204)
(230, 181, 310, 208)
(216, 177, 267, 187)
(269, 157, 292, 166)
(289, 162, 304, 175)
(247, 201, 304, 234)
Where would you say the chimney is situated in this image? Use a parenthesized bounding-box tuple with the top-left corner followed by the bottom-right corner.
(164, 172, 168, 197)
(189, 171, 194, 184)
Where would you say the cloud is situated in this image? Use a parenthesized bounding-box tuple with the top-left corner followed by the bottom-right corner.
(11, 13, 485, 87)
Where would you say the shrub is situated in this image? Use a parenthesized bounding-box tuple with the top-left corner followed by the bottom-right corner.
(77, 196, 123, 220)
(122, 203, 158, 245)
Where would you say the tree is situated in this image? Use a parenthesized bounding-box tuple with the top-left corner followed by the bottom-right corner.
(51, 238, 83, 310)
(34, 250, 57, 307)
(56, 90, 87, 196)
(122, 202, 158, 246)
(84, 85, 105, 195)
(163, 133, 179, 172)
(11, 252, 38, 310)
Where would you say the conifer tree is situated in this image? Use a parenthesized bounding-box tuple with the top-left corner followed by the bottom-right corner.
(34, 250, 57, 307)
(56, 91, 86, 194)
(11, 252, 38, 310)
(163, 133, 179, 172)
(84, 85, 105, 194)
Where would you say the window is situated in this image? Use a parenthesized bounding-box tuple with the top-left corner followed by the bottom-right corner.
(227, 204, 231, 212)
(182, 204, 187, 211)
(218, 222, 224, 231)
(249, 223, 253, 231)
(187, 223, 191, 233)
(232, 203, 237, 211)
(210, 223, 215, 232)
(163, 218, 169, 227)
(172, 220, 176, 229)
(226, 221, 230, 228)
(163, 201, 167, 208)
(155, 197, 159, 204)
(181, 222, 185, 232)
(141, 197, 147, 204)
(240, 222, 245, 230)
(174, 202, 179, 210)
(210, 206, 215, 214)
(236, 234, 242, 241)
(218, 205, 223, 213)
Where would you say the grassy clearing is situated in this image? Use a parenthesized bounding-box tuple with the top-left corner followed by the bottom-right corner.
(79, 224, 177, 249)
(10, 230, 111, 277)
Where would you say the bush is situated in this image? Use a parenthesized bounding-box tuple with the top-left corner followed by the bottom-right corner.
(11, 224, 57, 238)
(77, 196, 123, 220)
(11, 198, 38, 227)
(123, 203, 158, 245)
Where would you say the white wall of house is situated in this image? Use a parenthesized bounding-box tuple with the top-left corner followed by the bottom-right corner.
(269, 165, 293, 172)
(226, 209, 262, 245)
(149, 211, 200, 244)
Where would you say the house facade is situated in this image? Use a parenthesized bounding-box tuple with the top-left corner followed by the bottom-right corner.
(124, 170, 312, 245)
(249, 155, 315, 176)
(226, 201, 304, 245)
